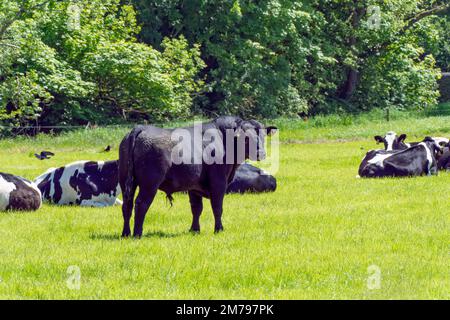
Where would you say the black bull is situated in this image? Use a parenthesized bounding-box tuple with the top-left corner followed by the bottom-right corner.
(119, 116, 277, 238)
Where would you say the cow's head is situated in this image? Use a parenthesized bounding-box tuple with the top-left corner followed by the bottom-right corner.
(374, 132, 408, 151)
(213, 116, 277, 163)
(423, 136, 443, 158)
(432, 137, 450, 148)
(238, 120, 277, 161)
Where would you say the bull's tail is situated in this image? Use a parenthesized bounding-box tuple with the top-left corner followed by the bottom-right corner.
(123, 127, 144, 203)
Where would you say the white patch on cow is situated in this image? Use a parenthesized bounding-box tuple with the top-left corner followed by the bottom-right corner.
(97, 161, 105, 170)
(385, 131, 397, 151)
(405, 143, 411, 148)
(80, 199, 110, 207)
(115, 198, 123, 206)
(57, 161, 89, 204)
(368, 153, 394, 168)
(0, 175, 16, 211)
(79, 191, 118, 207)
(432, 137, 449, 146)
(419, 142, 433, 175)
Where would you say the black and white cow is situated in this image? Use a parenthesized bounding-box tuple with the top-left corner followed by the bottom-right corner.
(227, 163, 276, 194)
(375, 132, 449, 151)
(0, 173, 42, 211)
(359, 137, 442, 178)
(34, 160, 122, 207)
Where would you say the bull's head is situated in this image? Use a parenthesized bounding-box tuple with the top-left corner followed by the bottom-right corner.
(236, 120, 277, 161)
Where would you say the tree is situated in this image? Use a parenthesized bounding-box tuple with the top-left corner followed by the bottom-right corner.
(132, 0, 449, 116)
(0, 0, 205, 128)
(323, 0, 450, 102)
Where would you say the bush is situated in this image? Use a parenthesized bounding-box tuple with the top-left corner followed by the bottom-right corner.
(0, 0, 205, 127)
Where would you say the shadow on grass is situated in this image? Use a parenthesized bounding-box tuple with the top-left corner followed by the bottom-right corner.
(89, 230, 189, 241)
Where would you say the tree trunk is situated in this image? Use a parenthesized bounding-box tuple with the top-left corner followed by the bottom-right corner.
(337, 4, 365, 101)
(339, 68, 359, 100)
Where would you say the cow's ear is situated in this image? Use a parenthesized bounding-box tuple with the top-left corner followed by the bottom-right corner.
(374, 136, 384, 144)
(398, 134, 407, 142)
(266, 126, 278, 136)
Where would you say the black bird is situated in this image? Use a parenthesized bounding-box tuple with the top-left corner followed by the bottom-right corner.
(102, 145, 111, 152)
(35, 151, 55, 160)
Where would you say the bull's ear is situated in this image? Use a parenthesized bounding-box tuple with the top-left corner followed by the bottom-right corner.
(374, 136, 383, 144)
(398, 134, 407, 142)
(266, 126, 278, 136)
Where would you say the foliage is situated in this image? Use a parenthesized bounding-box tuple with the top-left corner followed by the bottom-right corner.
(357, 43, 441, 111)
(133, 0, 449, 117)
(0, 0, 204, 127)
(0, 0, 449, 126)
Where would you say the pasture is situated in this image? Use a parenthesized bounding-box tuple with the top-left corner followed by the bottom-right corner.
(0, 114, 448, 299)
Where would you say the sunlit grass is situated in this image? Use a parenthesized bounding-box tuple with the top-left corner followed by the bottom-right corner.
(0, 117, 448, 299)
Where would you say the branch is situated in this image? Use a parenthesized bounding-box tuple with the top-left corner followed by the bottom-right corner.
(361, 3, 450, 60)
(401, 4, 450, 34)
(0, 42, 20, 49)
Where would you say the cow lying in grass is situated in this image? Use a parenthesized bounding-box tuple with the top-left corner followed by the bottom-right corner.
(0, 173, 41, 211)
(34, 160, 122, 207)
(374, 132, 449, 151)
(359, 137, 442, 178)
(227, 163, 276, 193)
(34, 160, 277, 207)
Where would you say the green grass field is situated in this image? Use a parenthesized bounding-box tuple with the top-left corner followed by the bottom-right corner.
(0, 114, 449, 299)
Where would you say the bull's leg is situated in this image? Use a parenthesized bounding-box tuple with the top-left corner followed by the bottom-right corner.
(210, 183, 226, 233)
(189, 191, 203, 233)
(121, 183, 136, 238)
(133, 187, 158, 238)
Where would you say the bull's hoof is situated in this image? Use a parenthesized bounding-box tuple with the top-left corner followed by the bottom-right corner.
(190, 228, 200, 234)
(121, 230, 131, 238)
(214, 226, 224, 234)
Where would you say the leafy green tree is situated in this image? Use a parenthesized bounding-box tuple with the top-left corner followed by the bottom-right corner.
(0, 0, 204, 127)
(132, 0, 449, 116)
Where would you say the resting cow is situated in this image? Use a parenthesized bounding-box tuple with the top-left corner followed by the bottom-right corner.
(0, 173, 41, 211)
(227, 163, 276, 193)
(34, 160, 122, 207)
(375, 132, 449, 151)
(119, 116, 277, 237)
(359, 137, 441, 178)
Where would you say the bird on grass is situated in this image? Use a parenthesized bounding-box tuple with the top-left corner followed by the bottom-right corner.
(34, 151, 55, 160)
(102, 145, 111, 153)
